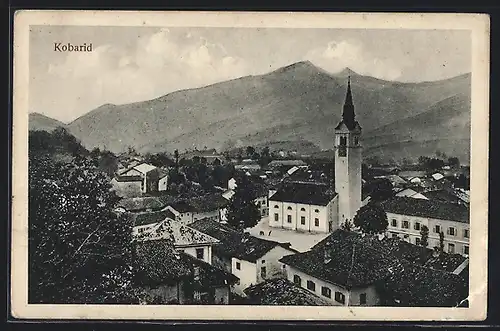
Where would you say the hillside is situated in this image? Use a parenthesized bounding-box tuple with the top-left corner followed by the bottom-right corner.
(29, 112, 66, 132)
(66, 61, 471, 163)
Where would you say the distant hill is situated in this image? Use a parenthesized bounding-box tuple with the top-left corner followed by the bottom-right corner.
(64, 61, 471, 164)
(29, 113, 66, 132)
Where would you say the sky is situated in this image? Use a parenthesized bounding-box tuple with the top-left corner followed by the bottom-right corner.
(29, 26, 471, 123)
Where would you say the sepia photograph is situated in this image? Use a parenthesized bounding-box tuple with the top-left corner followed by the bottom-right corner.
(11, 11, 489, 320)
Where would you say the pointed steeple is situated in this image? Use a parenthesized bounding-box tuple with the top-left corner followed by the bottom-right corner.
(342, 76, 356, 129)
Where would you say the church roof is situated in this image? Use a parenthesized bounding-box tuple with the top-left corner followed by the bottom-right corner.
(335, 76, 361, 131)
(269, 182, 336, 206)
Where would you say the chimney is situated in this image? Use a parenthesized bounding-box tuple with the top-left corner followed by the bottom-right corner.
(324, 242, 332, 264)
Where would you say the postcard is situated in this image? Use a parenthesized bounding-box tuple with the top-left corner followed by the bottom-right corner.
(12, 10, 489, 320)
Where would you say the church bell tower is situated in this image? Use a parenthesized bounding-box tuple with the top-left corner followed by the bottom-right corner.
(334, 76, 362, 226)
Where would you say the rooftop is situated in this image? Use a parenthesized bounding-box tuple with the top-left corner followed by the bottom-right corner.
(280, 231, 397, 289)
(133, 163, 158, 174)
(134, 240, 191, 287)
(137, 218, 220, 247)
(189, 218, 296, 262)
(130, 209, 176, 227)
(244, 278, 333, 306)
(113, 175, 142, 182)
(118, 196, 166, 212)
(380, 197, 469, 223)
(269, 182, 336, 206)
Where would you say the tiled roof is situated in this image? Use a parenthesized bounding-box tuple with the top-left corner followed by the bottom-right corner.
(269, 182, 336, 206)
(130, 209, 176, 227)
(134, 240, 191, 287)
(157, 168, 169, 179)
(377, 260, 468, 307)
(138, 218, 220, 247)
(168, 201, 195, 213)
(180, 253, 239, 287)
(244, 278, 333, 306)
(280, 230, 397, 289)
(114, 175, 142, 182)
(268, 160, 307, 167)
(168, 193, 229, 213)
(423, 189, 463, 204)
(379, 197, 469, 223)
(118, 197, 166, 212)
(189, 218, 296, 262)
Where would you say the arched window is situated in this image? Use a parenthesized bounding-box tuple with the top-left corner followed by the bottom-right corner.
(314, 209, 320, 213)
(300, 207, 306, 212)
(287, 206, 293, 210)
(338, 136, 347, 157)
(274, 205, 279, 209)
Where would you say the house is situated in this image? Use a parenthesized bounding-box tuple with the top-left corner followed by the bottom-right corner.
(380, 197, 470, 255)
(136, 217, 220, 265)
(113, 162, 164, 195)
(424, 189, 466, 205)
(157, 168, 169, 191)
(182, 149, 224, 165)
(134, 239, 238, 305)
(394, 188, 429, 200)
(268, 182, 338, 234)
(130, 208, 176, 236)
(244, 278, 333, 306)
(375, 174, 407, 188)
(110, 175, 143, 197)
(189, 218, 298, 295)
(279, 230, 397, 306)
(431, 172, 445, 181)
(279, 230, 468, 307)
(267, 159, 307, 168)
(166, 193, 229, 224)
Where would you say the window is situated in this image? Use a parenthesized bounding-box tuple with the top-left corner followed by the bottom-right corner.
(448, 243, 455, 254)
(274, 205, 279, 209)
(306, 280, 316, 291)
(463, 229, 469, 238)
(391, 219, 397, 227)
(293, 275, 302, 286)
(193, 266, 200, 280)
(261, 200, 266, 205)
(287, 215, 292, 223)
(354, 136, 359, 145)
(236, 262, 241, 270)
(415, 237, 421, 245)
(360, 293, 367, 305)
(334, 291, 346, 304)
(287, 206, 292, 210)
(261, 260, 265, 264)
(196, 248, 204, 260)
(447, 227, 456, 236)
(434, 225, 441, 233)
(300, 207, 306, 212)
(314, 209, 320, 213)
(274, 213, 279, 222)
(260, 266, 267, 278)
(464, 245, 469, 255)
(414, 222, 421, 231)
(321, 286, 332, 298)
(300, 216, 306, 225)
(339, 137, 347, 157)
(315, 218, 320, 227)
(402, 221, 409, 229)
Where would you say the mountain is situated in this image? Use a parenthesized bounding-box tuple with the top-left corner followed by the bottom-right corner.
(66, 61, 471, 163)
(29, 113, 66, 132)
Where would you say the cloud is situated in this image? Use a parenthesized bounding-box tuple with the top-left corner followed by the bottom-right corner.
(43, 28, 249, 121)
(306, 39, 411, 81)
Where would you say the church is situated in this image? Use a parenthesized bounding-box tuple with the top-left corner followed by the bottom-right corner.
(268, 77, 362, 233)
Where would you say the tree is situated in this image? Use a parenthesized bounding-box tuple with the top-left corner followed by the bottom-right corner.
(448, 157, 460, 168)
(246, 146, 255, 158)
(29, 154, 137, 304)
(420, 225, 429, 249)
(439, 231, 445, 254)
(174, 149, 180, 169)
(353, 203, 388, 235)
(259, 146, 271, 167)
(226, 176, 261, 230)
(366, 178, 394, 202)
(341, 219, 354, 231)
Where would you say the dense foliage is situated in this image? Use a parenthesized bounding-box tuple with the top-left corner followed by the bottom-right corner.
(354, 203, 389, 235)
(226, 176, 261, 230)
(28, 129, 139, 303)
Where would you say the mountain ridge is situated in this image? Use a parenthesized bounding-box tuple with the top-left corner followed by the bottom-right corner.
(29, 62, 471, 163)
